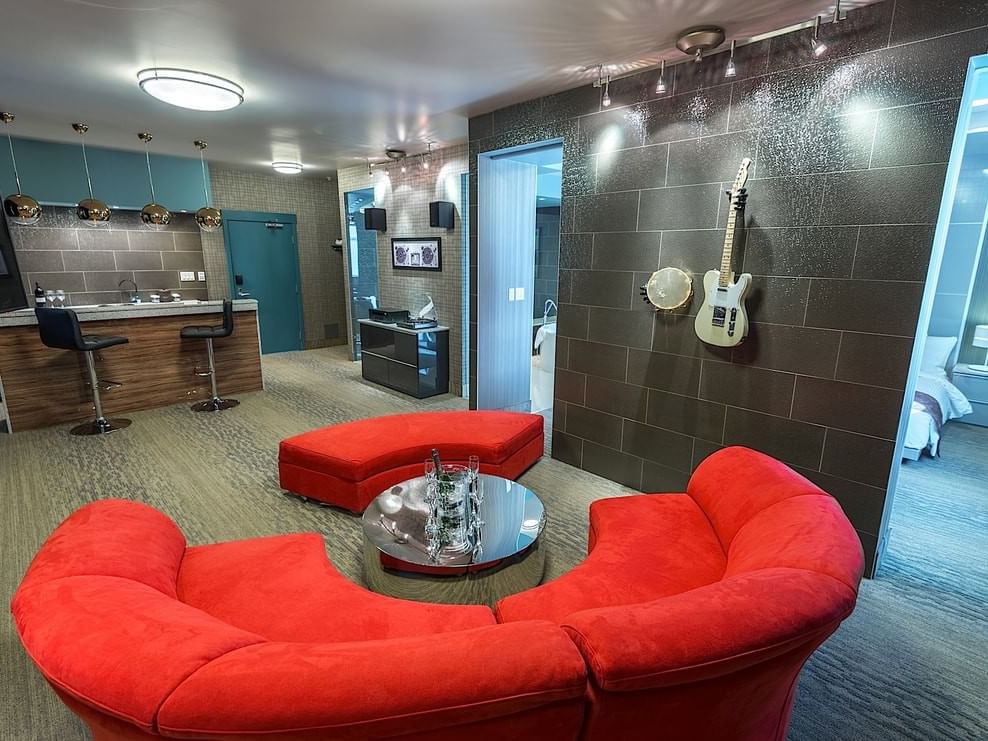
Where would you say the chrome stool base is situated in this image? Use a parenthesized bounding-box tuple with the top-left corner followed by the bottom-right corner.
(191, 397, 240, 413)
(71, 417, 132, 436)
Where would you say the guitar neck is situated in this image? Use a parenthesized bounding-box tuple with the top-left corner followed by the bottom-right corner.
(719, 206, 740, 287)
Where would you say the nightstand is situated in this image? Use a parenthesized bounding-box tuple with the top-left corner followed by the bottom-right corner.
(952, 364, 988, 427)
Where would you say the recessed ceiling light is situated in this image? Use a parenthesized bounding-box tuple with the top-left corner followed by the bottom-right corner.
(137, 68, 244, 111)
(272, 161, 303, 174)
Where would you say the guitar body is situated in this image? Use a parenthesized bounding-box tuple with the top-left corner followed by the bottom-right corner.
(694, 269, 752, 347)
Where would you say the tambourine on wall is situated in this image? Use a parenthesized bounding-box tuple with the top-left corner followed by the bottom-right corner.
(639, 267, 693, 311)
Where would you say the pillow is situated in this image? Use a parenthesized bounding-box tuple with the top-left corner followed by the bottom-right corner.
(921, 336, 956, 372)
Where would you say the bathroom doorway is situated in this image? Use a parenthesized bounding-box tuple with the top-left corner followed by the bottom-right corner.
(344, 187, 379, 360)
(476, 141, 562, 446)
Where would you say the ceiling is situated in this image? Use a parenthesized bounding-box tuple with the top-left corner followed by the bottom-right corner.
(0, 0, 871, 175)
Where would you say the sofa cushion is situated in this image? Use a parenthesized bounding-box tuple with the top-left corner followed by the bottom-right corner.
(496, 494, 727, 624)
(178, 532, 496, 642)
(11, 576, 262, 733)
(18, 499, 185, 598)
(157, 621, 588, 739)
(279, 411, 543, 483)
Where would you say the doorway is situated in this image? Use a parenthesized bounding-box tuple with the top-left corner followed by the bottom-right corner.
(477, 141, 562, 436)
(878, 55, 988, 604)
(223, 211, 303, 354)
(344, 187, 379, 360)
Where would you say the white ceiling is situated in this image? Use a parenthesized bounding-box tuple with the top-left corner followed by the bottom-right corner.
(0, 0, 870, 175)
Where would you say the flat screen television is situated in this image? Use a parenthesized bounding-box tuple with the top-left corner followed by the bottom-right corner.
(0, 198, 29, 313)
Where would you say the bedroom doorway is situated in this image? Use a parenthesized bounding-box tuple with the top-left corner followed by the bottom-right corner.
(877, 55, 988, 607)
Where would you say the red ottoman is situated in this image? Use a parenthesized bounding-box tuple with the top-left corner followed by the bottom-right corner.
(278, 411, 544, 512)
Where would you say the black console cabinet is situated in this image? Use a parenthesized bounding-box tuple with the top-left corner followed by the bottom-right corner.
(359, 320, 449, 398)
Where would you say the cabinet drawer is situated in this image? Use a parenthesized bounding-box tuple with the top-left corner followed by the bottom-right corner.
(952, 372, 988, 404)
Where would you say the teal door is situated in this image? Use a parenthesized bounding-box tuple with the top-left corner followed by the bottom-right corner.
(225, 216, 303, 354)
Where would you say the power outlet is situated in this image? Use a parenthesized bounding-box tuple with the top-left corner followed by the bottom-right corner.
(197, 271, 206, 282)
(180, 271, 196, 282)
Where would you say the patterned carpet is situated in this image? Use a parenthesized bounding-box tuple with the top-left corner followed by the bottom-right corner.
(1, 347, 985, 740)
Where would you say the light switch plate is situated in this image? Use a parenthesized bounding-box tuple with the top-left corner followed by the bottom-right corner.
(508, 287, 516, 301)
(515, 286, 525, 300)
(197, 271, 206, 282)
(180, 271, 196, 281)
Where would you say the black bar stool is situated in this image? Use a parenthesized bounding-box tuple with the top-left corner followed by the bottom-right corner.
(180, 300, 240, 413)
(35, 308, 131, 436)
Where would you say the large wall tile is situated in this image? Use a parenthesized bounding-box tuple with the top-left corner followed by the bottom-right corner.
(819, 164, 947, 226)
(596, 145, 668, 193)
(641, 461, 691, 492)
(798, 468, 887, 536)
(805, 279, 924, 336)
(643, 86, 731, 145)
(559, 233, 593, 269)
(836, 332, 914, 389)
(666, 131, 757, 187)
(580, 107, 646, 153)
(699, 360, 796, 417)
(890, 0, 988, 45)
(645, 388, 725, 443)
(743, 226, 857, 278)
(592, 232, 660, 271)
(573, 191, 640, 233)
(820, 429, 896, 489)
(745, 276, 811, 325)
(554, 369, 587, 405)
(588, 306, 654, 349)
(732, 323, 841, 377)
(639, 184, 721, 231)
(872, 100, 959, 167)
(723, 407, 826, 470)
(621, 419, 694, 471)
(582, 440, 643, 489)
(659, 229, 724, 277)
(566, 405, 624, 448)
(792, 376, 905, 439)
(626, 349, 702, 395)
(585, 376, 648, 422)
(567, 339, 629, 381)
(746, 176, 823, 228)
(853, 225, 934, 281)
(568, 270, 633, 309)
(556, 302, 589, 339)
(756, 111, 876, 179)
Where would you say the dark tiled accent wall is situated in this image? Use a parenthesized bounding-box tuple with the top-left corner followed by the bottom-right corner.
(468, 0, 986, 573)
(8, 207, 207, 306)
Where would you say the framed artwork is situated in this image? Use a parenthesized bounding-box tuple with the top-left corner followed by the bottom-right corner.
(392, 238, 442, 272)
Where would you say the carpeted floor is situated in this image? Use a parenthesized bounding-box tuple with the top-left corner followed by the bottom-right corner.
(1, 347, 985, 740)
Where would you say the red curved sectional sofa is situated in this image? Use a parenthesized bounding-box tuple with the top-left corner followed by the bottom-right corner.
(12, 447, 864, 740)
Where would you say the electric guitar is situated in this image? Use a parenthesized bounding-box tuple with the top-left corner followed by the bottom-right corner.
(694, 158, 752, 348)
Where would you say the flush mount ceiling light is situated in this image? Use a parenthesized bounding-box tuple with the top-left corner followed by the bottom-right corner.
(193, 140, 222, 232)
(1, 112, 42, 226)
(138, 131, 172, 230)
(272, 161, 303, 174)
(72, 123, 110, 225)
(676, 26, 726, 63)
(137, 68, 244, 111)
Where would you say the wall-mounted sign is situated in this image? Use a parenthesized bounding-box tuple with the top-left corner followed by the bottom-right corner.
(392, 237, 442, 272)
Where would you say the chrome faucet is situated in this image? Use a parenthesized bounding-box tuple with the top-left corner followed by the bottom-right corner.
(118, 278, 140, 304)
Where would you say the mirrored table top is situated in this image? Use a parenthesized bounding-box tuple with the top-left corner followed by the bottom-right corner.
(362, 474, 546, 569)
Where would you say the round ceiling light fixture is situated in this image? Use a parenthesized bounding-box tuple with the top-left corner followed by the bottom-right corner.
(272, 161, 303, 174)
(676, 26, 726, 62)
(137, 68, 244, 111)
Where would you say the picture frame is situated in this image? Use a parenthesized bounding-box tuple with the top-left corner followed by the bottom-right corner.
(392, 237, 442, 272)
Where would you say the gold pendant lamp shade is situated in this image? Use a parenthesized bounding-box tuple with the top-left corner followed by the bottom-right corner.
(1, 113, 43, 226)
(138, 131, 172, 230)
(72, 123, 110, 225)
(193, 140, 222, 232)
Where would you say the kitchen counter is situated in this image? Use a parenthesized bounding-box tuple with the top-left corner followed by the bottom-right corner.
(0, 299, 258, 327)
(0, 299, 263, 432)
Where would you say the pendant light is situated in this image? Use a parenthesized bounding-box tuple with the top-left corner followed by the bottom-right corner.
(193, 140, 222, 232)
(1, 112, 42, 226)
(138, 131, 171, 229)
(72, 123, 110, 225)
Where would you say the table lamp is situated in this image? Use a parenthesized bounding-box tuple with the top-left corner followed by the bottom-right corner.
(971, 324, 988, 373)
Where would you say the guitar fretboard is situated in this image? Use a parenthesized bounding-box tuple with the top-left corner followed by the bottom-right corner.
(719, 205, 739, 287)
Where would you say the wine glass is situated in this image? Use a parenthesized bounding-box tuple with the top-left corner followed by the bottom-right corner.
(45, 290, 55, 307)
(55, 289, 66, 308)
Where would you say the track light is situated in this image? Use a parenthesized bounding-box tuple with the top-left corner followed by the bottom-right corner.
(832, 0, 844, 23)
(810, 16, 828, 56)
(422, 142, 433, 170)
(655, 61, 667, 94)
(725, 40, 737, 78)
(593, 65, 612, 107)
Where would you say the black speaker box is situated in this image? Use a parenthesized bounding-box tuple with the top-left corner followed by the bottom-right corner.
(364, 207, 387, 232)
(429, 201, 455, 229)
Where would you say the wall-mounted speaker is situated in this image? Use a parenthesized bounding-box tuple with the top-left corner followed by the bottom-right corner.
(364, 207, 387, 232)
(429, 201, 455, 230)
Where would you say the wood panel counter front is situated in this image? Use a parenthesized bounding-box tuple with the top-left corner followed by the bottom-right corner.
(0, 300, 263, 432)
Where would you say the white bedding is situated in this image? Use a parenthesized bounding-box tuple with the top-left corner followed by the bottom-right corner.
(904, 370, 973, 456)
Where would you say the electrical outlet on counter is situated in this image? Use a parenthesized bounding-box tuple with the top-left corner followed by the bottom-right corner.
(197, 271, 206, 282)
(180, 271, 196, 281)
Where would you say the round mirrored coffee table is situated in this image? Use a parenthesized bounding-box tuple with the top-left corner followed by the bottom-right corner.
(362, 474, 547, 606)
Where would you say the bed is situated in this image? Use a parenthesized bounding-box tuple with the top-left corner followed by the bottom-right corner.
(902, 337, 974, 461)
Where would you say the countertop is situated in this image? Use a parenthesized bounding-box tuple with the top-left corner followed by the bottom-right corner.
(359, 318, 450, 336)
(0, 299, 258, 328)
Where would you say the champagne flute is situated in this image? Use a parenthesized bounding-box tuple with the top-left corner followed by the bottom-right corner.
(468, 455, 482, 503)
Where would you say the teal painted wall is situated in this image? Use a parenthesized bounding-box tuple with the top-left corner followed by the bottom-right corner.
(0, 136, 211, 212)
